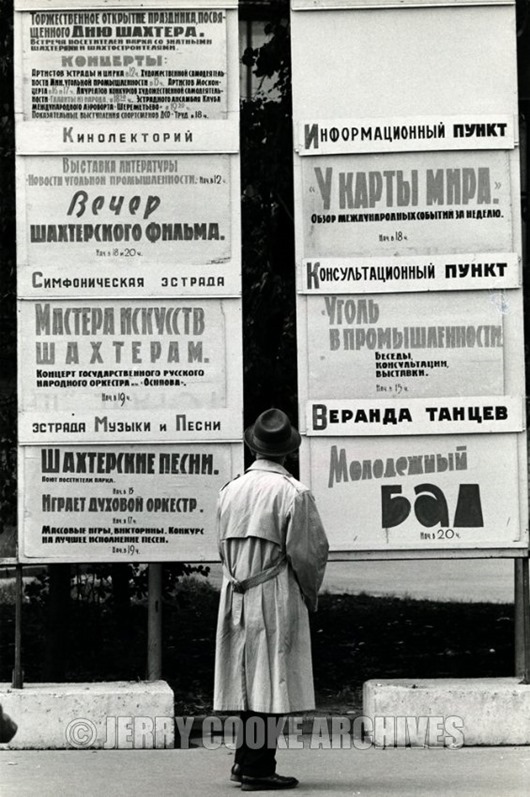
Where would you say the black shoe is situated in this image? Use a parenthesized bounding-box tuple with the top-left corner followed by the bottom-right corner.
(241, 774, 299, 791)
(230, 764, 243, 783)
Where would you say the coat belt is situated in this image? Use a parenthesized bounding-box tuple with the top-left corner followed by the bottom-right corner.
(223, 555, 287, 594)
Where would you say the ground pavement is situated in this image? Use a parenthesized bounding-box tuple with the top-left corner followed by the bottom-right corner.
(2, 743, 529, 796)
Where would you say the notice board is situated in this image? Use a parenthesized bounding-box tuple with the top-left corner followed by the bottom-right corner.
(15, 0, 243, 562)
(291, 0, 528, 556)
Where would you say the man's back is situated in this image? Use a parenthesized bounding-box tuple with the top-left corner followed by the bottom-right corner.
(218, 459, 304, 543)
(213, 409, 328, 788)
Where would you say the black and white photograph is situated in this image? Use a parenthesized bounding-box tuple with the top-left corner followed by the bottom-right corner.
(1, 0, 529, 794)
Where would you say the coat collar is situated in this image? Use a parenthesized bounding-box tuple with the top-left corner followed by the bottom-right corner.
(247, 459, 290, 477)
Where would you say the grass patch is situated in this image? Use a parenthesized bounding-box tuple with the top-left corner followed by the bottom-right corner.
(0, 579, 514, 715)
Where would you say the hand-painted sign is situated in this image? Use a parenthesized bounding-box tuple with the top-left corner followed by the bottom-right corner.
(301, 151, 515, 260)
(19, 297, 243, 442)
(15, 2, 243, 563)
(20, 8, 228, 121)
(303, 291, 507, 400)
(291, 0, 527, 555)
(303, 433, 524, 551)
(17, 153, 239, 296)
(306, 397, 524, 436)
(300, 253, 520, 294)
(297, 115, 516, 155)
(18, 442, 242, 561)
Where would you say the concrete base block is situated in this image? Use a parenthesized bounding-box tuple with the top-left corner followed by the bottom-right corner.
(363, 677, 530, 747)
(0, 681, 174, 749)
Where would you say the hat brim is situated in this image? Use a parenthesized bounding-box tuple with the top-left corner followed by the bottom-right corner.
(244, 424, 301, 456)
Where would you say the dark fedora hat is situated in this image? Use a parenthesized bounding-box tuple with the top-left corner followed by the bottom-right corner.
(244, 408, 301, 456)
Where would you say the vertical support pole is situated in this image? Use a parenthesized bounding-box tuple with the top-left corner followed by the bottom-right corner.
(514, 557, 530, 683)
(12, 564, 23, 689)
(147, 563, 162, 681)
(245, 19, 252, 102)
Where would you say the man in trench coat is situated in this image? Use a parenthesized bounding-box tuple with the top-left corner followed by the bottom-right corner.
(214, 408, 329, 791)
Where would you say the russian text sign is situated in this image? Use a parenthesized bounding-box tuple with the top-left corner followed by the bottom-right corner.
(16, 1, 243, 562)
(15, 2, 239, 153)
(18, 442, 240, 562)
(15, 119, 239, 155)
(291, 0, 527, 555)
(306, 397, 524, 436)
(301, 150, 516, 260)
(301, 253, 520, 294)
(297, 115, 516, 156)
(20, 7, 229, 121)
(17, 153, 239, 297)
(304, 291, 508, 400)
(305, 433, 524, 551)
(19, 297, 242, 443)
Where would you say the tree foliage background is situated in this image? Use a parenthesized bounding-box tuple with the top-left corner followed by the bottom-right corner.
(240, 8, 297, 425)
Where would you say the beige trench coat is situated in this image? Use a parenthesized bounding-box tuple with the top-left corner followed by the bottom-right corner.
(213, 460, 329, 714)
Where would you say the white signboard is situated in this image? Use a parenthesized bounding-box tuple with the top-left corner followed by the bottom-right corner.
(300, 253, 520, 294)
(303, 291, 508, 401)
(15, 3, 239, 153)
(301, 150, 516, 260)
(291, 0, 527, 556)
(15, 1, 244, 563)
(297, 115, 516, 156)
(290, 3, 518, 121)
(18, 442, 241, 562)
(304, 433, 524, 552)
(20, 7, 229, 121)
(17, 153, 240, 297)
(19, 297, 243, 443)
(15, 119, 239, 155)
(306, 396, 524, 436)
(292, 0, 506, 9)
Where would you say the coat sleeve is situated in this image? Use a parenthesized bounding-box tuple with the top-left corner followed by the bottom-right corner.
(285, 489, 329, 612)
(216, 493, 228, 565)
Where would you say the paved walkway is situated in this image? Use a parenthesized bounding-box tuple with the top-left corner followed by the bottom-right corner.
(2, 744, 529, 796)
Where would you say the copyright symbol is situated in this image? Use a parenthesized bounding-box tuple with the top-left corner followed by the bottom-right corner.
(65, 718, 97, 748)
